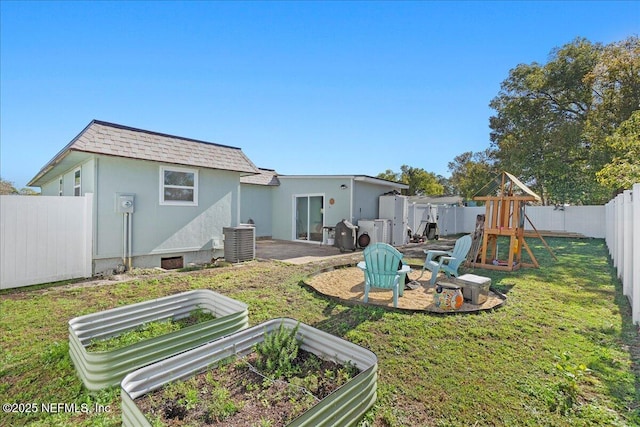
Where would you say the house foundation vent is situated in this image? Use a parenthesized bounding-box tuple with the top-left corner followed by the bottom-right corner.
(161, 256, 184, 270)
(223, 226, 255, 263)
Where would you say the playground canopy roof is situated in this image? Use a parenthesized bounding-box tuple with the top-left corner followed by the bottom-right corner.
(473, 171, 541, 202)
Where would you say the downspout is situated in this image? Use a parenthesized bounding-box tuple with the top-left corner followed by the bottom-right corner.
(122, 213, 127, 268)
(127, 212, 133, 271)
(122, 212, 133, 271)
(237, 182, 242, 226)
(350, 178, 355, 223)
(93, 157, 98, 275)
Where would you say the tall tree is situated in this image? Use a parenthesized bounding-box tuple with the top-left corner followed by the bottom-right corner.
(586, 36, 640, 193)
(489, 38, 600, 204)
(18, 188, 40, 196)
(596, 110, 640, 191)
(489, 36, 640, 204)
(400, 165, 443, 196)
(377, 169, 400, 183)
(447, 150, 497, 200)
(376, 165, 444, 196)
(0, 178, 18, 195)
(436, 175, 456, 196)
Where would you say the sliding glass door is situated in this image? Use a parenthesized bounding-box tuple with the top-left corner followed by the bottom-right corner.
(295, 195, 324, 242)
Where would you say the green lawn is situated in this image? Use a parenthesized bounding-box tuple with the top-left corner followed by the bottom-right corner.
(1, 238, 638, 426)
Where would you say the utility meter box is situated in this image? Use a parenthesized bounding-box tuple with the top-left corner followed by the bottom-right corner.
(115, 193, 135, 213)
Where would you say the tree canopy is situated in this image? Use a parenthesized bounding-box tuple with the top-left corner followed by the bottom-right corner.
(447, 149, 497, 200)
(377, 165, 444, 196)
(595, 110, 640, 190)
(0, 177, 39, 195)
(1, 178, 19, 195)
(488, 36, 640, 204)
(378, 38, 638, 204)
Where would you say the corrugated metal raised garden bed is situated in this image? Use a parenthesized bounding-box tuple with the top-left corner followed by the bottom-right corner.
(121, 318, 378, 427)
(69, 289, 249, 391)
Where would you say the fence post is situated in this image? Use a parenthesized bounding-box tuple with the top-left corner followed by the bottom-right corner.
(83, 193, 94, 277)
(616, 193, 625, 276)
(608, 198, 619, 262)
(622, 191, 632, 298)
(633, 184, 639, 325)
(605, 201, 611, 255)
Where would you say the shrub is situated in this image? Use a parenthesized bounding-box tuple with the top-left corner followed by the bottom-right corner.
(254, 321, 301, 379)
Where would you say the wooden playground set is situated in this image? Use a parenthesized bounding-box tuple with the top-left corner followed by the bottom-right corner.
(467, 172, 557, 271)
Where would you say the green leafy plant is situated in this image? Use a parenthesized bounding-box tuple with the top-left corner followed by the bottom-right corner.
(203, 386, 240, 423)
(182, 307, 216, 326)
(252, 417, 274, 427)
(160, 378, 201, 420)
(87, 308, 215, 351)
(254, 321, 301, 379)
(550, 352, 592, 415)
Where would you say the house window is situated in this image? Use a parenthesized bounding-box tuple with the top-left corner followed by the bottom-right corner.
(73, 169, 81, 196)
(160, 166, 198, 205)
(58, 177, 63, 196)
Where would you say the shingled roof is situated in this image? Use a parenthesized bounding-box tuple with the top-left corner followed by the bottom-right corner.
(29, 120, 259, 186)
(240, 168, 280, 186)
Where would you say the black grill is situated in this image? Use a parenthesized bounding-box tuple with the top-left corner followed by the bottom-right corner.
(334, 220, 358, 252)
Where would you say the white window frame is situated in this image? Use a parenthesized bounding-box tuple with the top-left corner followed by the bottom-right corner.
(159, 165, 199, 206)
(73, 168, 81, 196)
(58, 176, 63, 196)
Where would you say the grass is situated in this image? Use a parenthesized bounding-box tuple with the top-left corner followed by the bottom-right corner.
(0, 238, 638, 426)
(86, 308, 215, 352)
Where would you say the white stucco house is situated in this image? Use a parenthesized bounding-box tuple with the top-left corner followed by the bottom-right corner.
(28, 120, 408, 273)
(240, 171, 408, 242)
(28, 120, 260, 273)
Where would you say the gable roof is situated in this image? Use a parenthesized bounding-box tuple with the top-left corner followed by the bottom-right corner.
(240, 168, 280, 186)
(29, 120, 259, 186)
(473, 171, 541, 202)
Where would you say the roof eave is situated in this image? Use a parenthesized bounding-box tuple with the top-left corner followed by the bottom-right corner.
(27, 120, 98, 187)
(353, 175, 409, 189)
(277, 174, 409, 189)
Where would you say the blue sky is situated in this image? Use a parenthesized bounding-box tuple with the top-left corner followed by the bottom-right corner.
(1, 1, 638, 190)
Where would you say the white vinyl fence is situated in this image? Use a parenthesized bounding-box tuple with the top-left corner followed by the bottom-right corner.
(605, 183, 640, 325)
(408, 204, 606, 238)
(1, 194, 93, 289)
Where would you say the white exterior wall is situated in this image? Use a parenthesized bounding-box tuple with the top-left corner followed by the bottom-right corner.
(40, 158, 96, 197)
(269, 177, 405, 242)
(240, 184, 273, 238)
(92, 156, 241, 272)
(271, 177, 352, 241)
(33, 154, 243, 275)
(352, 181, 388, 223)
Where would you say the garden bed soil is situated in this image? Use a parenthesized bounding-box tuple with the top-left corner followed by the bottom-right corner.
(135, 350, 359, 426)
(306, 266, 506, 313)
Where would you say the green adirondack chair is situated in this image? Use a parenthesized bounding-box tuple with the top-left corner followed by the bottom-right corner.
(422, 234, 472, 285)
(357, 242, 411, 308)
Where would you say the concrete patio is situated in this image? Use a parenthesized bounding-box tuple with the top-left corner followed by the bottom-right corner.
(255, 238, 458, 265)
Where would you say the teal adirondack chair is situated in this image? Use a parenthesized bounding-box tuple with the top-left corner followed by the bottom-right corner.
(357, 243, 411, 308)
(422, 234, 472, 285)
